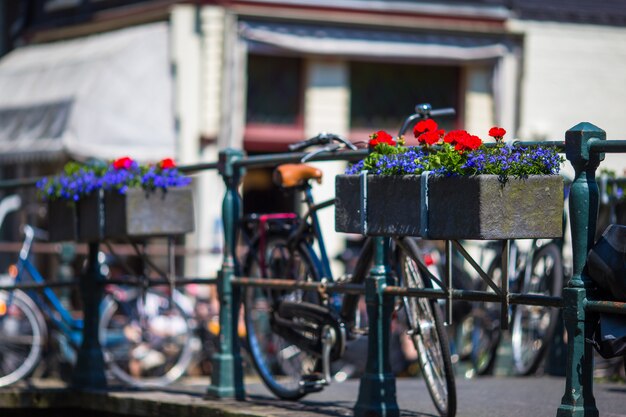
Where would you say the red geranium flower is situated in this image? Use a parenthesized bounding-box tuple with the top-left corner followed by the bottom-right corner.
(369, 130, 396, 147)
(488, 126, 506, 141)
(455, 134, 483, 151)
(413, 119, 438, 138)
(159, 158, 177, 169)
(112, 156, 134, 170)
(443, 130, 468, 145)
(443, 130, 482, 151)
(417, 129, 445, 146)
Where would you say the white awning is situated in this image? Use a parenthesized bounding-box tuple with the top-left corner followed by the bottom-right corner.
(0, 22, 175, 164)
(239, 21, 510, 62)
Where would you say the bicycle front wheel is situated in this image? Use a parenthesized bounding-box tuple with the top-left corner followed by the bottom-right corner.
(243, 236, 322, 400)
(99, 288, 198, 387)
(396, 238, 456, 417)
(511, 242, 563, 376)
(0, 290, 47, 387)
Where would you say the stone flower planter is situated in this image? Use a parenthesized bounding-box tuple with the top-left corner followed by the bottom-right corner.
(335, 175, 425, 236)
(104, 187, 195, 239)
(55, 187, 195, 242)
(335, 174, 564, 240)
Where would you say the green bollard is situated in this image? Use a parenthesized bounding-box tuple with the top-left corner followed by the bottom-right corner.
(207, 148, 245, 400)
(557, 123, 604, 417)
(71, 242, 107, 389)
(354, 237, 400, 417)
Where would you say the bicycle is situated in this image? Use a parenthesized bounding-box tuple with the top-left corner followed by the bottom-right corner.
(240, 104, 457, 417)
(0, 224, 197, 388)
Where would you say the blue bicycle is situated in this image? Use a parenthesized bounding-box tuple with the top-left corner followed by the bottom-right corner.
(0, 224, 197, 387)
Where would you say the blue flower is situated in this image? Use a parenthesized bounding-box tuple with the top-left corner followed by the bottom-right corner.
(37, 158, 192, 202)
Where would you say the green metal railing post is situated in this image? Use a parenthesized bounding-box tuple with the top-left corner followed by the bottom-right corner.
(71, 242, 107, 389)
(354, 237, 400, 417)
(207, 148, 245, 400)
(557, 123, 604, 417)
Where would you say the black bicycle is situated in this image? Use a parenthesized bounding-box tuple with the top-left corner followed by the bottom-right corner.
(240, 104, 457, 417)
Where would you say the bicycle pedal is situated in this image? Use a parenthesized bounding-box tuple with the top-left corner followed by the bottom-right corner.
(299, 373, 328, 394)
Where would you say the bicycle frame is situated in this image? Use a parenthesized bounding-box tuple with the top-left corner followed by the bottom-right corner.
(297, 185, 334, 281)
(14, 228, 83, 348)
(244, 183, 336, 284)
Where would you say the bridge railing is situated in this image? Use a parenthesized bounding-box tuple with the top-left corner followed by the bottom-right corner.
(0, 122, 624, 417)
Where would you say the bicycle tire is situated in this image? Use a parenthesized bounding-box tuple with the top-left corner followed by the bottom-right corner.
(511, 242, 563, 376)
(396, 237, 456, 417)
(470, 255, 504, 376)
(99, 288, 198, 387)
(0, 290, 47, 387)
(243, 235, 323, 400)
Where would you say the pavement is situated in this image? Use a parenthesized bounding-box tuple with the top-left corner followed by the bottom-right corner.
(1, 374, 625, 417)
(1, 334, 625, 417)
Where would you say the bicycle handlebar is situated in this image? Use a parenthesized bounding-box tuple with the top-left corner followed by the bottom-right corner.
(398, 103, 456, 137)
(301, 143, 342, 163)
(288, 132, 358, 152)
(20, 224, 49, 260)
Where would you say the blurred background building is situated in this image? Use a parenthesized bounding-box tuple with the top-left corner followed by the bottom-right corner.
(0, 0, 625, 280)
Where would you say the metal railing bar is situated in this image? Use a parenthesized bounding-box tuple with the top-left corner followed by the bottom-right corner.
(589, 140, 626, 153)
(383, 286, 445, 299)
(585, 300, 626, 314)
(507, 140, 566, 151)
(179, 162, 220, 174)
(104, 277, 218, 287)
(232, 277, 366, 295)
(231, 276, 562, 307)
(387, 287, 562, 307)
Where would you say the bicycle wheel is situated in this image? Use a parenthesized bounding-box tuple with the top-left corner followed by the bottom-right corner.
(243, 236, 322, 400)
(99, 287, 198, 387)
(396, 238, 456, 417)
(0, 290, 47, 387)
(469, 255, 504, 376)
(511, 242, 563, 376)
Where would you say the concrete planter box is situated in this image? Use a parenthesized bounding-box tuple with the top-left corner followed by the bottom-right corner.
(335, 174, 564, 240)
(427, 175, 563, 239)
(103, 187, 195, 239)
(71, 187, 195, 242)
(335, 175, 424, 236)
(47, 200, 79, 242)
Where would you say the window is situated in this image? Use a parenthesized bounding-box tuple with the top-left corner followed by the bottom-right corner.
(350, 62, 460, 135)
(246, 54, 302, 125)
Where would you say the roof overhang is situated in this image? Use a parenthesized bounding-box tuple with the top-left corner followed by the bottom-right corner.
(239, 20, 513, 63)
(0, 22, 175, 165)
